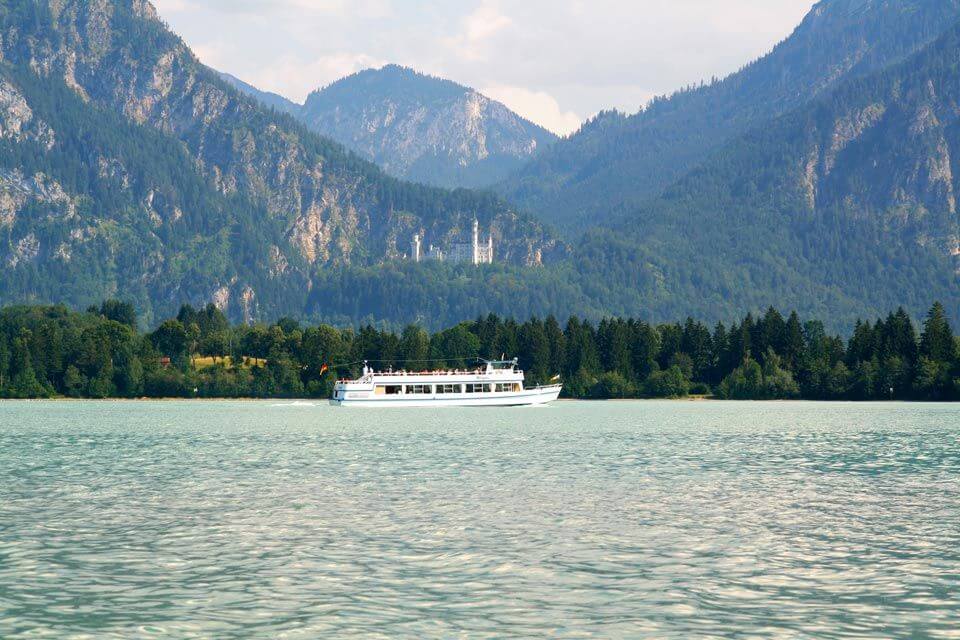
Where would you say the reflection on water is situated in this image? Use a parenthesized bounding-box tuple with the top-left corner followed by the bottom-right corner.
(1, 401, 959, 638)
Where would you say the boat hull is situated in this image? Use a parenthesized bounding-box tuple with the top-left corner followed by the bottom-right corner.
(330, 384, 562, 408)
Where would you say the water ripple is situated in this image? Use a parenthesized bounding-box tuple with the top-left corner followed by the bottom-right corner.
(1, 400, 959, 638)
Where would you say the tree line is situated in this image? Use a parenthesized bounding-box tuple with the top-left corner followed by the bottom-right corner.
(0, 301, 957, 401)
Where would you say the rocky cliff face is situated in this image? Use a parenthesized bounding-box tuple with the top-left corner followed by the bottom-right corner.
(800, 71, 960, 259)
(294, 65, 558, 189)
(0, 0, 558, 322)
(0, 76, 60, 228)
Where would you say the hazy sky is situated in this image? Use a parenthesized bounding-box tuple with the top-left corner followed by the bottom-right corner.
(152, 0, 817, 135)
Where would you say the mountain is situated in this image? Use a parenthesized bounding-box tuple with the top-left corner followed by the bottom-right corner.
(218, 71, 300, 117)
(500, 0, 960, 233)
(0, 0, 559, 325)
(570, 15, 960, 325)
(291, 65, 559, 189)
(2, 0, 958, 332)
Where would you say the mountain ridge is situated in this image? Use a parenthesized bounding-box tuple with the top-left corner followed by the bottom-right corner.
(228, 63, 559, 189)
(0, 0, 558, 324)
(498, 0, 960, 232)
(568, 13, 960, 325)
(217, 71, 300, 117)
(1, 0, 959, 332)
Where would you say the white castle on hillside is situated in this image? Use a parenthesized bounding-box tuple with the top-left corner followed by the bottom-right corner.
(411, 218, 494, 265)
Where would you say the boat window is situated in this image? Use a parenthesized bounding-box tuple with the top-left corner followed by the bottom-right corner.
(406, 384, 432, 395)
(382, 385, 403, 395)
(435, 384, 460, 394)
(495, 383, 515, 393)
(465, 384, 491, 394)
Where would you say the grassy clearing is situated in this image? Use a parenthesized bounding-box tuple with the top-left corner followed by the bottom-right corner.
(191, 356, 266, 370)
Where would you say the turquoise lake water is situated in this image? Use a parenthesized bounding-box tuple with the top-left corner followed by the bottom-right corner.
(1, 400, 958, 638)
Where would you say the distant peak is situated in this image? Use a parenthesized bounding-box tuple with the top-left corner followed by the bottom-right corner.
(305, 64, 472, 104)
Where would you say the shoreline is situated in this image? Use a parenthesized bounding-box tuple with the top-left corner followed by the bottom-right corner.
(0, 397, 954, 404)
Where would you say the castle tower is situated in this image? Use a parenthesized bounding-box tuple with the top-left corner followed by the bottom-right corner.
(411, 234, 422, 263)
(472, 218, 480, 265)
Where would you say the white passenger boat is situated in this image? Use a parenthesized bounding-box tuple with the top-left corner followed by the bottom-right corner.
(331, 359, 562, 407)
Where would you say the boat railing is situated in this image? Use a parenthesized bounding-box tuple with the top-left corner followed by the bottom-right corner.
(337, 368, 524, 383)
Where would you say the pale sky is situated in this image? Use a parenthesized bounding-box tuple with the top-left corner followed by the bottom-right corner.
(152, 0, 817, 135)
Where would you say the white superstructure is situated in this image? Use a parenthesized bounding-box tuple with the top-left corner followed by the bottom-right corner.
(331, 359, 561, 407)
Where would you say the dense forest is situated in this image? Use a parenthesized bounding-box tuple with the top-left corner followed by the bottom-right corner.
(563, 18, 960, 331)
(1, 302, 957, 401)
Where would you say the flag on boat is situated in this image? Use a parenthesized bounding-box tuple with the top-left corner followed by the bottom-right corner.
(551, 375, 561, 382)
(319, 364, 329, 375)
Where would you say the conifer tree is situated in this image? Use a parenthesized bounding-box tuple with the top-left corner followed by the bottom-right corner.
(657, 323, 683, 371)
(519, 319, 551, 384)
(783, 312, 805, 370)
(543, 316, 566, 377)
(9, 333, 46, 398)
(399, 325, 430, 367)
(681, 318, 713, 381)
(631, 321, 661, 382)
(493, 319, 520, 362)
(919, 302, 956, 363)
(728, 319, 752, 367)
(598, 319, 632, 378)
(0, 340, 9, 392)
(760, 307, 787, 360)
(710, 322, 729, 385)
(847, 320, 875, 366)
(885, 308, 918, 365)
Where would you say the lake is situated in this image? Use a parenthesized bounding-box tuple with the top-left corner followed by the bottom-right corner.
(1, 400, 958, 638)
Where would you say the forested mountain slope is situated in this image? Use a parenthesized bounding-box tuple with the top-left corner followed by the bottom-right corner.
(0, 61, 309, 324)
(1, 0, 957, 332)
(571, 17, 960, 325)
(0, 0, 558, 324)
(314, 17, 960, 332)
(500, 0, 960, 232)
